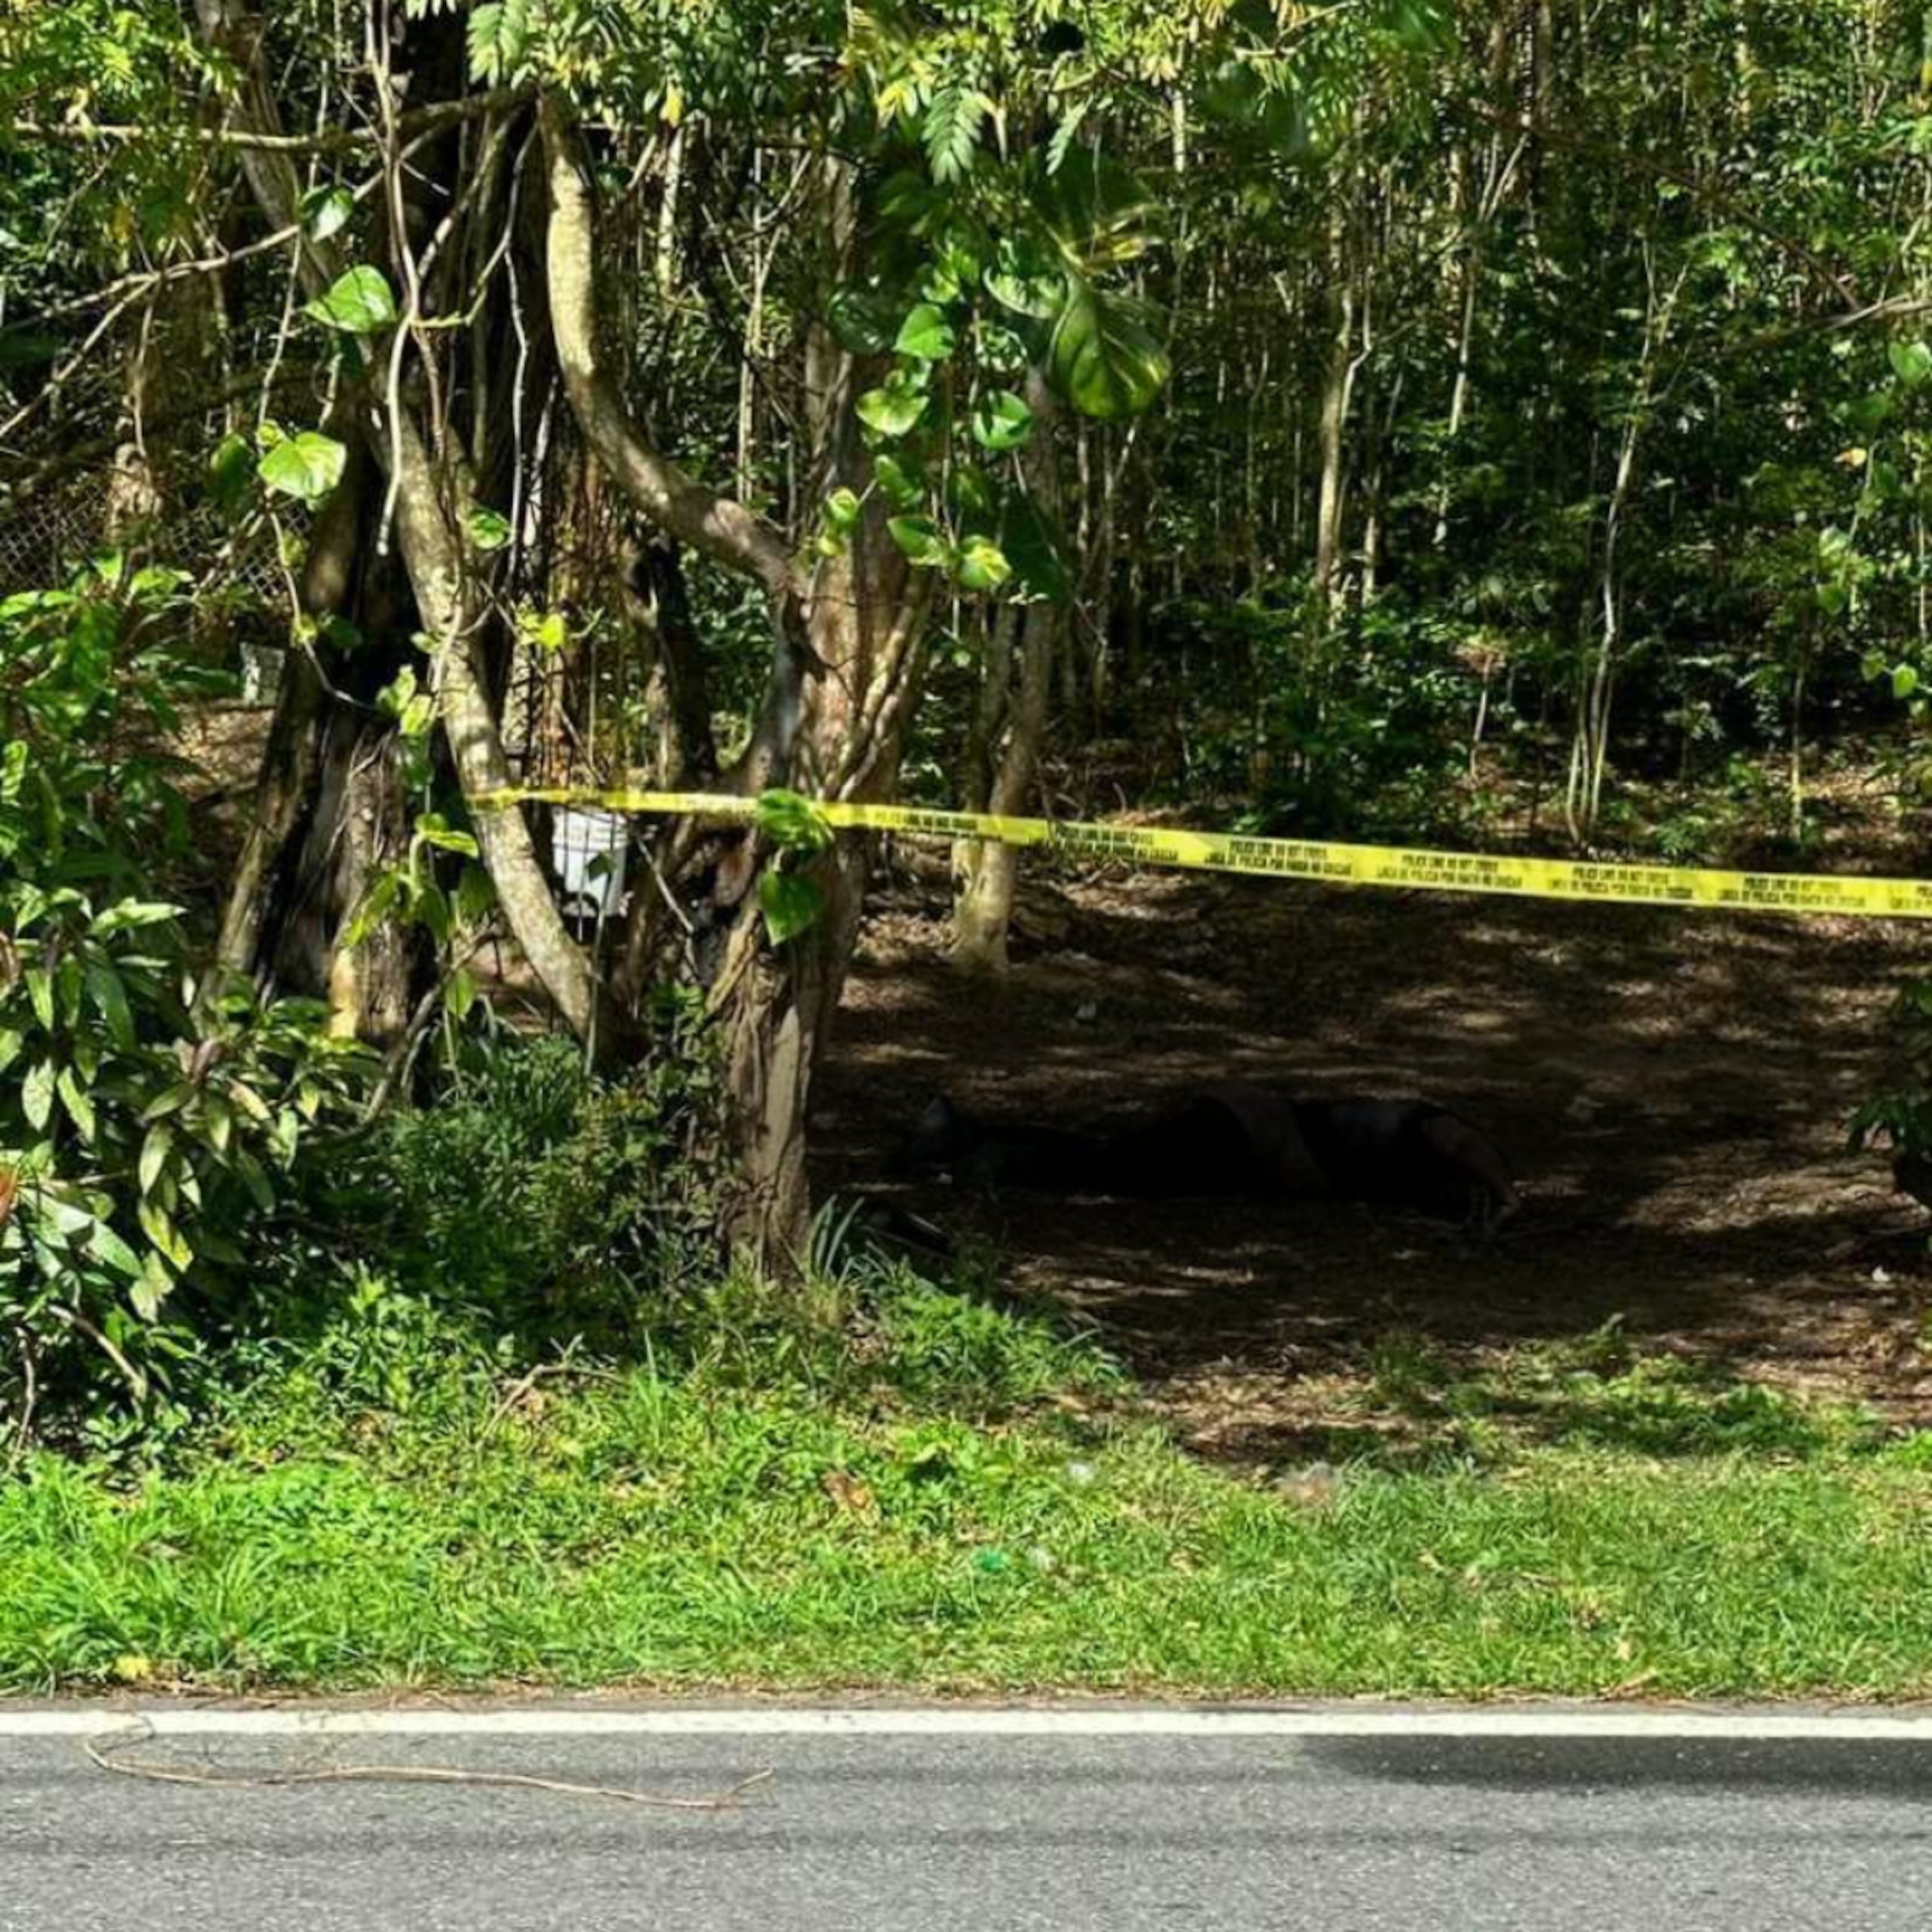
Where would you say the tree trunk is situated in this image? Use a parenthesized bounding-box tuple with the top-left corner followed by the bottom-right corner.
(952, 605, 1056, 974)
(952, 372, 1066, 974)
(1312, 204, 1355, 638)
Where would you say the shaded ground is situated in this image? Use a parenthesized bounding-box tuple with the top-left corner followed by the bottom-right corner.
(811, 859, 1932, 1460)
(168, 703, 1932, 1458)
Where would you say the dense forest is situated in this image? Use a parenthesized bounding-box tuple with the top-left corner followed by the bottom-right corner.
(5, 0, 1932, 1435)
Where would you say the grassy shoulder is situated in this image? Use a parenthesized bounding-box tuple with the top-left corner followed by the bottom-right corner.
(4, 1260, 1930, 1701)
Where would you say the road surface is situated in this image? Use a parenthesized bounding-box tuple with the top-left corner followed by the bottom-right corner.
(2, 1704, 1928, 1930)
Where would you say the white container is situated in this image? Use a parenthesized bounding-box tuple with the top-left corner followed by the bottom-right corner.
(551, 805, 629, 920)
(238, 640, 286, 706)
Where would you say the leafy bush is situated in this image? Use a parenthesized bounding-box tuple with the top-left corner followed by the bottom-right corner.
(0, 562, 371, 1426)
(340, 1014, 725, 1344)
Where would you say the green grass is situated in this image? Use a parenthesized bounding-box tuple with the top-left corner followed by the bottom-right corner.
(3, 1276, 1930, 1700)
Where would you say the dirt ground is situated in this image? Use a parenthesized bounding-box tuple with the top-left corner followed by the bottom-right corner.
(171, 706, 1932, 1453)
(810, 856, 1932, 1458)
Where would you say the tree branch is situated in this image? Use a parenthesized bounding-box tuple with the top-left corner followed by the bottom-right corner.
(539, 96, 804, 602)
(9, 87, 533, 155)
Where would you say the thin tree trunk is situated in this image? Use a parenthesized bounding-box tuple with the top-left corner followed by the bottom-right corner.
(952, 372, 1066, 974)
(1312, 202, 1354, 638)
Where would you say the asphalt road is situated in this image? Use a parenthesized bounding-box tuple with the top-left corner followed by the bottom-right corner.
(3, 1708, 1930, 1930)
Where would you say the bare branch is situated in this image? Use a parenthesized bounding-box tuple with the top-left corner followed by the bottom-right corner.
(9, 87, 533, 155)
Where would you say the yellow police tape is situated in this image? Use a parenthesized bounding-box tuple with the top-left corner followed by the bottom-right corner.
(478, 786, 1932, 921)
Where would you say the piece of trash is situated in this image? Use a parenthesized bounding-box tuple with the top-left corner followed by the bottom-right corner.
(974, 1549, 1014, 1575)
(1275, 1461, 1340, 1507)
(1063, 1460, 1097, 1486)
(1872, 1266, 1894, 1287)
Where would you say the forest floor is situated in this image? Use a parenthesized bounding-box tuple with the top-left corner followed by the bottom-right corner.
(814, 846, 1932, 1465)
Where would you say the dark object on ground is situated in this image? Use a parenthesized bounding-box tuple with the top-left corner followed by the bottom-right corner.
(1890, 1148, 1932, 1214)
(846, 1195, 955, 1260)
(894, 1085, 1521, 1232)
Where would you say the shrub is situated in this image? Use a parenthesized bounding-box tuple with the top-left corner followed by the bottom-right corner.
(0, 562, 371, 1428)
(340, 1011, 725, 1346)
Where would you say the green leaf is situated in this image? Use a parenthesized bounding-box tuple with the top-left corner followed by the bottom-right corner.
(445, 965, 479, 1021)
(454, 863, 497, 924)
(208, 431, 255, 515)
(137, 1198, 192, 1271)
(304, 266, 398, 336)
(823, 487, 864, 536)
(1045, 104, 1089, 177)
(1895, 664, 1921, 700)
(1890, 341, 1932, 390)
(1048, 284, 1170, 420)
(759, 870, 825, 946)
(259, 433, 349, 508)
(872, 453, 925, 510)
(344, 869, 402, 947)
(468, 506, 513, 552)
(416, 814, 481, 857)
(974, 318, 1030, 375)
(888, 515, 952, 567)
(56, 1066, 96, 1144)
(948, 463, 998, 529)
(415, 883, 453, 947)
(227, 1080, 272, 1125)
(986, 246, 1067, 321)
(91, 901, 182, 934)
(133, 1250, 174, 1320)
(755, 789, 835, 854)
(86, 964, 135, 1052)
(467, 0, 531, 85)
(88, 1219, 146, 1281)
(21, 1057, 55, 1132)
(1037, 149, 1161, 272)
(971, 390, 1035, 452)
(921, 85, 985, 183)
(141, 1084, 195, 1124)
(299, 184, 355, 245)
(955, 537, 1012, 593)
(857, 385, 928, 438)
(826, 285, 901, 356)
(1002, 491, 1075, 602)
(139, 1124, 174, 1198)
(234, 1149, 276, 1214)
(26, 968, 54, 1032)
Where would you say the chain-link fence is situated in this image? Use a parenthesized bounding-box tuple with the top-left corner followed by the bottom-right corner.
(0, 472, 296, 602)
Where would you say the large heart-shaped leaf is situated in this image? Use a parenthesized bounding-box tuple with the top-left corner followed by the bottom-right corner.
(258, 432, 348, 507)
(895, 303, 958, 361)
(303, 266, 398, 336)
(971, 390, 1035, 452)
(1048, 284, 1170, 421)
(760, 871, 824, 946)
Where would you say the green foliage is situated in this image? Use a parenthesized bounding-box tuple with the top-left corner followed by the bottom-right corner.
(256, 430, 347, 509)
(0, 565, 371, 1416)
(1046, 281, 1168, 420)
(337, 1023, 724, 1346)
(302, 266, 399, 336)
